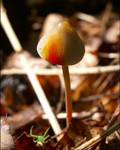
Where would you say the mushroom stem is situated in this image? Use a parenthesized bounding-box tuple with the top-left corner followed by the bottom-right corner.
(62, 65, 72, 127)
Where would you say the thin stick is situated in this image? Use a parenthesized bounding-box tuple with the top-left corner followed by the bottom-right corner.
(98, 52, 119, 59)
(74, 12, 100, 24)
(1, 3, 62, 138)
(1, 65, 119, 75)
(19, 54, 62, 137)
(62, 66, 72, 127)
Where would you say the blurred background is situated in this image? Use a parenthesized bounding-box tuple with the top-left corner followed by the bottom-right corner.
(0, 0, 119, 58)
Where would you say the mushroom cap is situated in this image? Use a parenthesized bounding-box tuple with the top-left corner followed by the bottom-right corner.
(37, 21, 85, 65)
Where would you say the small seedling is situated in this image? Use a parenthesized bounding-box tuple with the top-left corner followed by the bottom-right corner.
(30, 126, 49, 146)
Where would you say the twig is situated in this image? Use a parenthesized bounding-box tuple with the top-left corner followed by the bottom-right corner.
(74, 12, 100, 24)
(108, 105, 120, 128)
(1, 3, 62, 138)
(93, 58, 119, 90)
(1, 65, 119, 75)
(101, 3, 112, 24)
(100, 104, 120, 148)
(79, 92, 119, 102)
(98, 52, 119, 59)
(73, 121, 120, 150)
(100, 2, 112, 36)
(97, 73, 115, 93)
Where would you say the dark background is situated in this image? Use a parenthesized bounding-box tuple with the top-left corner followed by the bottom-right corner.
(0, 0, 120, 63)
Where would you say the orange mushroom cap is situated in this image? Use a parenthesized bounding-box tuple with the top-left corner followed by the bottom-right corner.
(37, 21, 85, 65)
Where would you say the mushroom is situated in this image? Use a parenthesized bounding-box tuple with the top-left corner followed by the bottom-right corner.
(37, 21, 85, 127)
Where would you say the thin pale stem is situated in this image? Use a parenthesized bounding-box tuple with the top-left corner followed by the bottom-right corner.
(62, 65, 72, 128)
